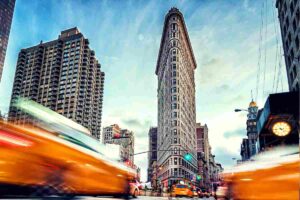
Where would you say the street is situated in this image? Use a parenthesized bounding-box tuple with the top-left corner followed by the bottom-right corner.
(77, 197, 216, 200)
(3, 196, 216, 200)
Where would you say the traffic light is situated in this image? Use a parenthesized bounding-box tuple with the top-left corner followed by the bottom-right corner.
(184, 153, 192, 161)
(196, 175, 201, 181)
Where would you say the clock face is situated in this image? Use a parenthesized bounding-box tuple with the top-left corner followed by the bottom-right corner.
(272, 121, 291, 137)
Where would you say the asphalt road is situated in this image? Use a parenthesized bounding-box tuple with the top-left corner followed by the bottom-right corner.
(0, 196, 216, 200)
(71, 196, 216, 200)
(77, 197, 216, 200)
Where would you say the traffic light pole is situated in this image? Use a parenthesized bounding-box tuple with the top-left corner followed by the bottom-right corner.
(132, 148, 191, 156)
(115, 137, 194, 161)
(133, 149, 175, 156)
(113, 137, 193, 158)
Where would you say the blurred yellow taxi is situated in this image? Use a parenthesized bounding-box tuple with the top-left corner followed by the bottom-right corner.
(0, 99, 136, 197)
(222, 146, 299, 200)
(0, 121, 135, 197)
(171, 184, 193, 198)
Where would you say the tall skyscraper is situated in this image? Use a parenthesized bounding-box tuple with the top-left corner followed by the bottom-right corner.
(9, 27, 105, 139)
(240, 138, 250, 161)
(239, 100, 258, 160)
(156, 8, 197, 188)
(148, 127, 158, 182)
(246, 100, 258, 157)
(102, 124, 135, 167)
(276, 0, 299, 91)
(0, 0, 16, 82)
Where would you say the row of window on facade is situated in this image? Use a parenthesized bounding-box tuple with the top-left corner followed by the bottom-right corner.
(279, 0, 299, 18)
(247, 121, 257, 126)
(63, 50, 80, 58)
(64, 39, 81, 49)
(159, 164, 196, 180)
(282, 8, 299, 36)
(61, 67, 79, 74)
(287, 38, 300, 65)
(59, 86, 77, 95)
(62, 55, 81, 62)
(160, 168, 195, 179)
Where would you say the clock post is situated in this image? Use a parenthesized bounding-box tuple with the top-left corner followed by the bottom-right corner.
(256, 92, 299, 152)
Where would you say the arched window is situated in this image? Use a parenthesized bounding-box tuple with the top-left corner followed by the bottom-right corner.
(171, 23, 177, 30)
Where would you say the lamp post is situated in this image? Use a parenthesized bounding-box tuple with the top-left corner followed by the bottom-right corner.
(234, 108, 248, 112)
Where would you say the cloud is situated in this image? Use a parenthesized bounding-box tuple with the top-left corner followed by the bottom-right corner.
(224, 128, 246, 139)
(214, 147, 239, 169)
(243, 0, 257, 13)
(215, 84, 231, 93)
(229, 94, 248, 104)
(123, 119, 147, 128)
(122, 118, 152, 130)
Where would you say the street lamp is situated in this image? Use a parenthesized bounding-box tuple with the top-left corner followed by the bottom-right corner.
(234, 108, 248, 112)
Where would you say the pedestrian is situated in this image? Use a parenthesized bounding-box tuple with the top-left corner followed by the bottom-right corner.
(158, 186, 162, 196)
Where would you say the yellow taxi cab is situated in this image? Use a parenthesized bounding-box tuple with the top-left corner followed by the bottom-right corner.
(222, 146, 299, 200)
(171, 184, 193, 198)
(0, 99, 136, 197)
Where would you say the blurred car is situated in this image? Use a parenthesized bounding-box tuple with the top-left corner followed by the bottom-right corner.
(211, 191, 216, 198)
(200, 189, 209, 198)
(216, 185, 228, 200)
(171, 184, 193, 198)
(134, 180, 142, 190)
(207, 192, 212, 197)
(192, 189, 198, 197)
(222, 146, 299, 200)
(0, 99, 136, 197)
(0, 121, 136, 197)
(197, 189, 203, 198)
(129, 181, 139, 198)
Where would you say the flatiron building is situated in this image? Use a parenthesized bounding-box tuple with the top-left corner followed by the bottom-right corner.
(156, 8, 198, 187)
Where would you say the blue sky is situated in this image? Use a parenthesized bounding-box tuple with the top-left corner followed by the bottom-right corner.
(0, 0, 288, 181)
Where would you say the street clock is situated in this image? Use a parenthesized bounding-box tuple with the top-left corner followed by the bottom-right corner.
(271, 121, 291, 137)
